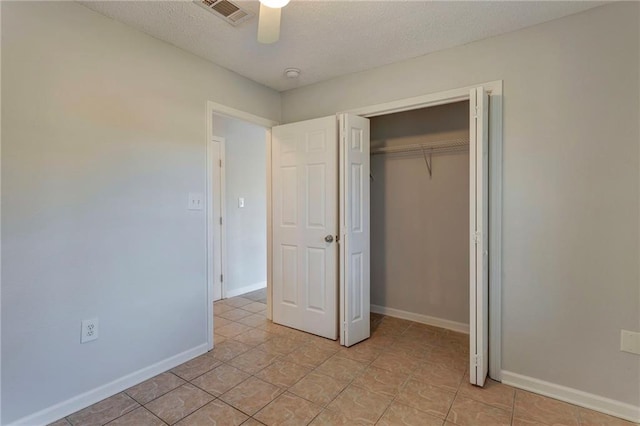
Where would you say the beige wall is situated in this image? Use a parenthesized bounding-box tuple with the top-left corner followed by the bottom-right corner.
(370, 102, 470, 325)
(283, 2, 640, 407)
(1, 2, 279, 423)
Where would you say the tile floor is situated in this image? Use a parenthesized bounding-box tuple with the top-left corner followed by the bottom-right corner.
(52, 290, 636, 426)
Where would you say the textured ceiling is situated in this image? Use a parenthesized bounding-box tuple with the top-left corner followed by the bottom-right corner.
(79, 0, 606, 92)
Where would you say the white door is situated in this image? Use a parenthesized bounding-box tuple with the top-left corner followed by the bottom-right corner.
(209, 138, 225, 302)
(272, 116, 339, 339)
(339, 114, 371, 347)
(470, 87, 489, 386)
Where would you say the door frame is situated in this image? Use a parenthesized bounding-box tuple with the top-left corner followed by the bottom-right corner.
(341, 80, 503, 381)
(207, 136, 226, 302)
(206, 101, 279, 350)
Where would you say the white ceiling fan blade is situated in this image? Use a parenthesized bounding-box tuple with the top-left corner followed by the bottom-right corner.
(257, 3, 281, 44)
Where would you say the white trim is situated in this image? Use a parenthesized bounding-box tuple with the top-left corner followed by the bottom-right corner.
(207, 101, 279, 129)
(225, 281, 267, 299)
(502, 371, 640, 423)
(265, 129, 273, 321)
(206, 137, 226, 350)
(205, 101, 277, 352)
(344, 80, 503, 381)
(8, 344, 208, 426)
(371, 304, 469, 334)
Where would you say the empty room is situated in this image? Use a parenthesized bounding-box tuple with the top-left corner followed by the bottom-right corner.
(2, 1, 639, 426)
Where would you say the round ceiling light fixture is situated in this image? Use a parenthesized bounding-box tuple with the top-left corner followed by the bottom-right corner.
(260, 0, 290, 9)
(284, 68, 301, 78)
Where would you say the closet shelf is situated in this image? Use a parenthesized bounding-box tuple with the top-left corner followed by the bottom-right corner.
(370, 138, 469, 156)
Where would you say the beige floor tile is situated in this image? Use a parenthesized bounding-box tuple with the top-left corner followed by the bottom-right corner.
(303, 335, 342, 353)
(145, 384, 213, 425)
(211, 340, 252, 362)
(228, 348, 280, 374)
(511, 419, 550, 426)
(396, 379, 455, 419)
(214, 334, 228, 345)
(288, 372, 349, 406)
(232, 328, 277, 347)
(411, 362, 465, 392)
(315, 355, 368, 381)
(282, 344, 336, 368)
(371, 351, 422, 375)
(326, 384, 393, 425)
(254, 360, 312, 388)
(423, 346, 468, 373)
(218, 308, 254, 321)
(214, 303, 235, 315)
(242, 302, 267, 313)
(254, 392, 322, 426)
(242, 419, 266, 426)
(126, 372, 186, 404)
(237, 313, 269, 328)
(106, 407, 164, 426)
(256, 336, 302, 356)
(377, 401, 444, 426)
(363, 335, 397, 350)
(309, 409, 366, 425)
(191, 364, 250, 397)
(171, 353, 221, 381)
(48, 419, 72, 426)
(578, 408, 638, 426)
(175, 400, 248, 426)
(338, 343, 382, 363)
(457, 376, 515, 411)
(224, 297, 253, 308)
(351, 366, 410, 397)
(214, 317, 233, 330)
(219, 377, 283, 416)
(217, 322, 253, 338)
(67, 393, 139, 426)
(446, 395, 511, 426)
(514, 391, 580, 426)
(256, 322, 292, 336)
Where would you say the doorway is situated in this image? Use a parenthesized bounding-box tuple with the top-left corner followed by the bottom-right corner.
(206, 102, 278, 351)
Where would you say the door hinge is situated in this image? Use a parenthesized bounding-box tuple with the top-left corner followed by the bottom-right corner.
(472, 231, 481, 244)
(473, 354, 481, 367)
(219, 159, 223, 167)
(220, 274, 223, 283)
(220, 217, 223, 225)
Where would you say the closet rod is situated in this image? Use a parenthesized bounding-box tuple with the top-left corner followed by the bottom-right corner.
(370, 138, 469, 156)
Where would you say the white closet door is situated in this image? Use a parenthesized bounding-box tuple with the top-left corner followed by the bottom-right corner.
(272, 116, 339, 340)
(339, 113, 371, 347)
(470, 87, 489, 386)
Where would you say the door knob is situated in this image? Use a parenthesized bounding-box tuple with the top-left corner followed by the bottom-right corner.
(325, 235, 334, 243)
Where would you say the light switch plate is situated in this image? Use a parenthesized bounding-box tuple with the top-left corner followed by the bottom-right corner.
(188, 193, 204, 210)
(620, 330, 640, 355)
(238, 197, 245, 208)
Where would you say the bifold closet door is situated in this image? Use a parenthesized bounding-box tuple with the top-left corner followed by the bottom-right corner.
(271, 116, 339, 340)
(470, 87, 489, 386)
(339, 113, 371, 347)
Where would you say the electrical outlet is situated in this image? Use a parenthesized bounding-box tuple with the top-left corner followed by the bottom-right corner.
(620, 330, 640, 355)
(188, 193, 204, 210)
(81, 318, 99, 343)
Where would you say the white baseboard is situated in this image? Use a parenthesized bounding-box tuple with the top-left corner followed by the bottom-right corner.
(371, 304, 469, 334)
(225, 281, 266, 299)
(8, 344, 209, 426)
(502, 371, 640, 423)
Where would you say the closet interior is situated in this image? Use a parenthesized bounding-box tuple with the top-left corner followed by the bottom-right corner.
(370, 100, 471, 329)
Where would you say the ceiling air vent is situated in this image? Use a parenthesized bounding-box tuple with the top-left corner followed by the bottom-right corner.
(196, 0, 253, 26)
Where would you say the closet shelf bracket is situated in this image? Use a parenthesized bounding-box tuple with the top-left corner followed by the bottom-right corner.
(421, 146, 432, 178)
